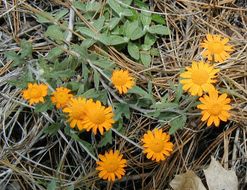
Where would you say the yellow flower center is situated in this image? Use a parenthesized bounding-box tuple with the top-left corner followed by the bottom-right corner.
(149, 139, 164, 153)
(208, 103, 221, 115)
(59, 94, 68, 103)
(30, 88, 41, 98)
(208, 42, 223, 54)
(88, 108, 105, 124)
(105, 159, 119, 172)
(192, 70, 209, 85)
(113, 75, 128, 86)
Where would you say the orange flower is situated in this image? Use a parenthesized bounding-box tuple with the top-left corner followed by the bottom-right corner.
(141, 128, 173, 162)
(197, 89, 231, 127)
(51, 87, 73, 109)
(96, 150, 127, 181)
(180, 61, 219, 96)
(111, 69, 135, 94)
(201, 34, 233, 62)
(63, 97, 87, 130)
(22, 83, 48, 105)
(82, 99, 114, 135)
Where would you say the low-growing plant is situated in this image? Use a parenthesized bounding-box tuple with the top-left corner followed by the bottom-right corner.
(4, 0, 234, 185)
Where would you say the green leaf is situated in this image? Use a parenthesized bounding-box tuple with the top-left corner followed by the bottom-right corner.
(124, 20, 138, 38)
(151, 102, 179, 110)
(114, 103, 130, 120)
(131, 28, 145, 40)
(151, 14, 166, 25)
(133, 0, 149, 8)
(67, 81, 81, 91)
(47, 47, 63, 61)
(55, 9, 69, 21)
(34, 100, 53, 113)
(97, 90, 108, 105)
(47, 180, 56, 190)
(71, 44, 88, 58)
(82, 89, 98, 99)
(7, 71, 34, 88)
(98, 130, 112, 147)
(45, 25, 64, 43)
(144, 33, 156, 47)
(98, 33, 110, 45)
(77, 27, 97, 39)
(5, 51, 24, 66)
(99, 35, 127, 45)
(72, 1, 86, 11)
(124, 20, 145, 40)
(67, 185, 74, 190)
(93, 70, 100, 90)
(92, 16, 105, 32)
(150, 48, 159, 56)
(148, 25, 170, 35)
(82, 64, 89, 81)
(110, 35, 128, 45)
(86, 1, 101, 12)
(7, 79, 27, 89)
(141, 44, 151, 51)
(43, 123, 61, 136)
(93, 59, 114, 69)
(140, 11, 151, 26)
(140, 51, 151, 67)
(109, 17, 121, 30)
(128, 9, 139, 21)
(121, 8, 133, 16)
(47, 69, 75, 80)
(128, 86, 154, 101)
(81, 38, 96, 48)
(157, 112, 177, 121)
(122, 0, 133, 5)
(175, 84, 183, 103)
(108, 0, 123, 14)
(36, 11, 54, 23)
(77, 84, 85, 95)
(20, 39, 32, 58)
(169, 114, 187, 135)
(127, 42, 139, 60)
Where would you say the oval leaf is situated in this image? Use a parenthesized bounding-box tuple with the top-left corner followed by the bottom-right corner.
(128, 42, 139, 60)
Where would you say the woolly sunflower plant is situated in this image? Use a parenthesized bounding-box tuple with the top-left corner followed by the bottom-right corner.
(197, 89, 232, 127)
(142, 128, 173, 162)
(22, 83, 48, 105)
(201, 34, 233, 63)
(111, 69, 135, 94)
(96, 150, 127, 181)
(180, 61, 220, 96)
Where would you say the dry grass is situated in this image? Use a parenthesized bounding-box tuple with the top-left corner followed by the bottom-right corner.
(0, 0, 246, 189)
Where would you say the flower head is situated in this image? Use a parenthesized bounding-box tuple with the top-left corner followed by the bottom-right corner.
(111, 69, 135, 94)
(96, 150, 127, 181)
(141, 128, 173, 162)
(82, 99, 114, 135)
(180, 61, 220, 96)
(22, 83, 48, 105)
(51, 87, 73, 109)
(63, 97, 87, 130)
(201, 34, 233, 62)
(197, 89, 231, 127)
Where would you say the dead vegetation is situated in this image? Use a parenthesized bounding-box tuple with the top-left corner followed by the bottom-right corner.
(0, 0, 246, 189)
